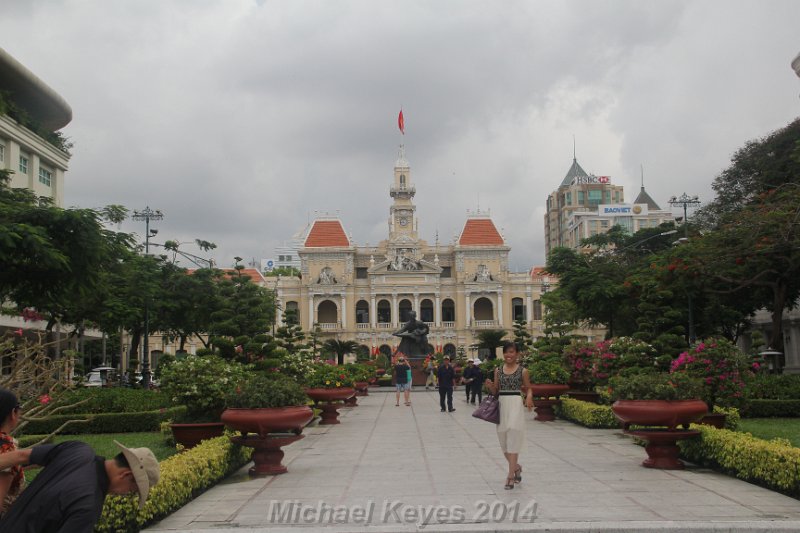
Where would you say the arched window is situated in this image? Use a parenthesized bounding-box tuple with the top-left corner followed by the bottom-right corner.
(473, 297, 494, 321)
(399, 299, 412, 323)
(512, 297, 525, 321)
(355, 300, 369, 324)
(377, 299, 391, 324)
(284, 301, 299, 325)
(400, 174, 406, 188)
(441, 298, 455, 322)
(317, 300, 338, 324)
(420, 298, 434, 323)
(443, 344, 457, 357)
(379, 344, 392, 357)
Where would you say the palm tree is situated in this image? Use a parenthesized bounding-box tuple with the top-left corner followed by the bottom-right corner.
(323, 339, 360, 365)
(472, 329, 508, 360)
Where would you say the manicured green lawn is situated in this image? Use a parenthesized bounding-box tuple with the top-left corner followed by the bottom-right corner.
(739, 418, 800, 447)
(24, 432, 175, 481)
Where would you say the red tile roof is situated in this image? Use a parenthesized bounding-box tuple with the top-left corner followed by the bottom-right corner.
(304, 220, 350, 247)
(458, 218, 504, 246)
(221, 268, 266, 285)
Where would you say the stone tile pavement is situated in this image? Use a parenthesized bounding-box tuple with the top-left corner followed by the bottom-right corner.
(145, 389, 800, 532)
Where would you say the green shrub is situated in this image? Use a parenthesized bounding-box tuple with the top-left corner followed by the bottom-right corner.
(608, 372, 704, 401)
(556, 398, 618, 428)
(527, 358, 570, 384)
(745, 374, 800, 400)
(743, 399, 800, 418)
(714, 406, 741, 431)
(225, 375, 308, 408)
(160, 355, 248, 422)
(95, 435, 251, 532)
(58, 388, 171, 414)
(680, 424, 800, 498)
(21, 407, 186, 435)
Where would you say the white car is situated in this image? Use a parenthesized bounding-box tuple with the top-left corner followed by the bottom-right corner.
(84, 366, 117, 387)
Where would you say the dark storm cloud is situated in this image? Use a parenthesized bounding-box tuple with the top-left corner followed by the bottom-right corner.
(2, 0, 798, 269)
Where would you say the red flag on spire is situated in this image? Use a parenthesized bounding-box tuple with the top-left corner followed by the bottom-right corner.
(398, 109, 405, 135)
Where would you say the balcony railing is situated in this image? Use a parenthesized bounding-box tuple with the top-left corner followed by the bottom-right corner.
(424, 322, 434, 328)
(318, 322, 340, 330)
(472, 320, 498, 328)
(377, 322, 393, 329)
(441, 321, 455, 329)
(356, 323, 370, 329)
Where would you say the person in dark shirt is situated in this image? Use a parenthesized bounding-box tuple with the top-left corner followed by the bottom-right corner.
(394, 356, 412, 406)
(468, 359, 484, 405)
(437, 356, 456, 412)
(0, 439, 159, 533)
(461, 359, 477, 402)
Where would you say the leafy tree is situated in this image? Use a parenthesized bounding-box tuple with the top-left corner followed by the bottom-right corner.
(472, 329, 507, 360)
(512, 319, 534, 354)
(264, 266, 301, 277)
(323, 339, 359, 365)
(274, 309, 306, 353)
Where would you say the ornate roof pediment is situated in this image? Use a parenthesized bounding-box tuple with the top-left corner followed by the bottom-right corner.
(368, 258, 442, 275)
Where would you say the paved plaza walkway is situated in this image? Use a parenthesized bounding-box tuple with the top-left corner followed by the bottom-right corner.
(146, 390, 800, 532)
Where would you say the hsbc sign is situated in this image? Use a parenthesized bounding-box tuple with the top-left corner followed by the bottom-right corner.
(571, 174, 611, 186)
(598, 204, 649, 216)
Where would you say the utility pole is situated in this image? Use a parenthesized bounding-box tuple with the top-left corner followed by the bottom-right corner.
(668, 193, 701, 344)
(132, 207, 164, 388)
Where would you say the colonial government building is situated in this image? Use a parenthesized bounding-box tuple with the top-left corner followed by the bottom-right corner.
(272, 146, 554, 358)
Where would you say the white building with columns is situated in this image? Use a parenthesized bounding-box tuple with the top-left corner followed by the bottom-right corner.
(271, 146, 568, 358)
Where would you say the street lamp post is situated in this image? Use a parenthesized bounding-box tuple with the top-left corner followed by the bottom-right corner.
(132, 207, 164, 388)
(668, 193, 701, 344)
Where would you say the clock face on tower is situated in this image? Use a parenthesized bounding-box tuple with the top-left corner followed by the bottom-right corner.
(399, 217, 408, 227)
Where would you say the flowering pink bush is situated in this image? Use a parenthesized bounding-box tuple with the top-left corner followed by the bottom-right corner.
(669, 338, 750, 409)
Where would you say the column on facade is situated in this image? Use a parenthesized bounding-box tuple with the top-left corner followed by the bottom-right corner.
(275, 297, 283, 327)
(308, 295, 315, 328)
(413, 293, 419, 317)
(434, 293, 441, 327)
(370, 296, 377, 328)
(497, 290, 503, 327)
(392, 293, 398, 327)
(526, 293, 533, 323)
(465, 291, 471, 326)
(340, 294, 347, 329)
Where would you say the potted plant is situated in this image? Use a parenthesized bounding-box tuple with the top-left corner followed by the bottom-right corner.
(670, 338, 750, 428)
(562, 341, 601, 403)
(526, 357, 571, 421)
(303, 363, 356, 424)
(344, 363, 372, 397)
(160, 354, 248, 448)
(609, 371, 707, 469)
(221, 374, 312, 476)
(609, 371, 707, 430)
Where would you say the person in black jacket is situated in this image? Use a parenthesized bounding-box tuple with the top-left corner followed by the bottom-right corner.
(437, 356, 456, 412)
(461, 359, 478, 402)
(469, 360, 484, 405)
(0, 439, 159, 533)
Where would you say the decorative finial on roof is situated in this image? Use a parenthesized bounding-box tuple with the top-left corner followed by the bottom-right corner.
(641, 164, 645, 189)
(573, 134, 576, 161)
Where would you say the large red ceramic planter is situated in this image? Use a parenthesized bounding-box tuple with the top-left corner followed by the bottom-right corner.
(529, 384, 570, 422)
(221, 406, 313, 476)
(304, 388, 356, 424)
(611, 399, 708, 431)
(221, 406, 313, 437)
(170, 422, 225, 449)
(625, 429, 701, 469)
(529, 384, 570, 398)
(568, 390, 601, 404)
(355, 381, 370, 396)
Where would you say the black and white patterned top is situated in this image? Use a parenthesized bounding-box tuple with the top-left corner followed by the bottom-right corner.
(498, 365, 523, 392)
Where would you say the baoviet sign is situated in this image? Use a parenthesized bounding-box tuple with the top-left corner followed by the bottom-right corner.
(570, 174, 611, 186)
(597, 204, 649, 217)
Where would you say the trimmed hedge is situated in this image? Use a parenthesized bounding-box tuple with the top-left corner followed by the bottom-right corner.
(680, 425, 800, 497)
(556, 398, 619, 429)
(95, 435, 252, 532)
(743, 399, 800, 418)
(22, 406, 186, 435)
(58, 388, 171, 414)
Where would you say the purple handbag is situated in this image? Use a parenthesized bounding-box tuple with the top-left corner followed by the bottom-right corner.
(472, 394, 500, 424)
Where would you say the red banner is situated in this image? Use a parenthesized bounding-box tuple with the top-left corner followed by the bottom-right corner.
(398, 109, 404, 135)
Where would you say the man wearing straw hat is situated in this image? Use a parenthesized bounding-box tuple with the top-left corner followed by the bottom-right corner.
(0, 439, 159, 532)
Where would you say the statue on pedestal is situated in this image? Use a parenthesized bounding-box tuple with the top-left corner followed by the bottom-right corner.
(392, 311, 430, 357)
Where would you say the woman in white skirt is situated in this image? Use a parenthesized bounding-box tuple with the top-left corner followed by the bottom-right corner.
(485, 341, 533, 489)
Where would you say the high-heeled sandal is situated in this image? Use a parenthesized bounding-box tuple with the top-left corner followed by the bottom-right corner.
(514, 465, 522, 483)
(504, 475, 516, 490)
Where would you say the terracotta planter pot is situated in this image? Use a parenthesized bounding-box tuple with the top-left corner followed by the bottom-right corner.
(304, 388, 356, 424)
(170, 422, 225, 449)
(625, 428, 701, 469)
(355, 381, 370, 396)
(698, 412, 727, 429)
(221, 406, 313, 437)
(532, 398, 561, 422)
(230, 433, 306, 476)
(612, 399, 708, 431)
(568, 390, 601, 404)
(529, 384, 570, 398)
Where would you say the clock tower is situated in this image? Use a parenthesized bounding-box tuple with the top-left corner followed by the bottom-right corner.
(388, 144, 419, 244)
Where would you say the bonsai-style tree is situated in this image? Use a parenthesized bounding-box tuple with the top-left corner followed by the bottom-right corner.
(512, 319, 534, 354)
(322, 339, 359, 365)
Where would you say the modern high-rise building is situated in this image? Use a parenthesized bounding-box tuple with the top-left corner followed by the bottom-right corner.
(0, 47, 72, 206)
(544, 156, 673, 255)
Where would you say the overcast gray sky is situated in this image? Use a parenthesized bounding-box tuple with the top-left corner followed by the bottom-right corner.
(4, 1, 799, 270)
